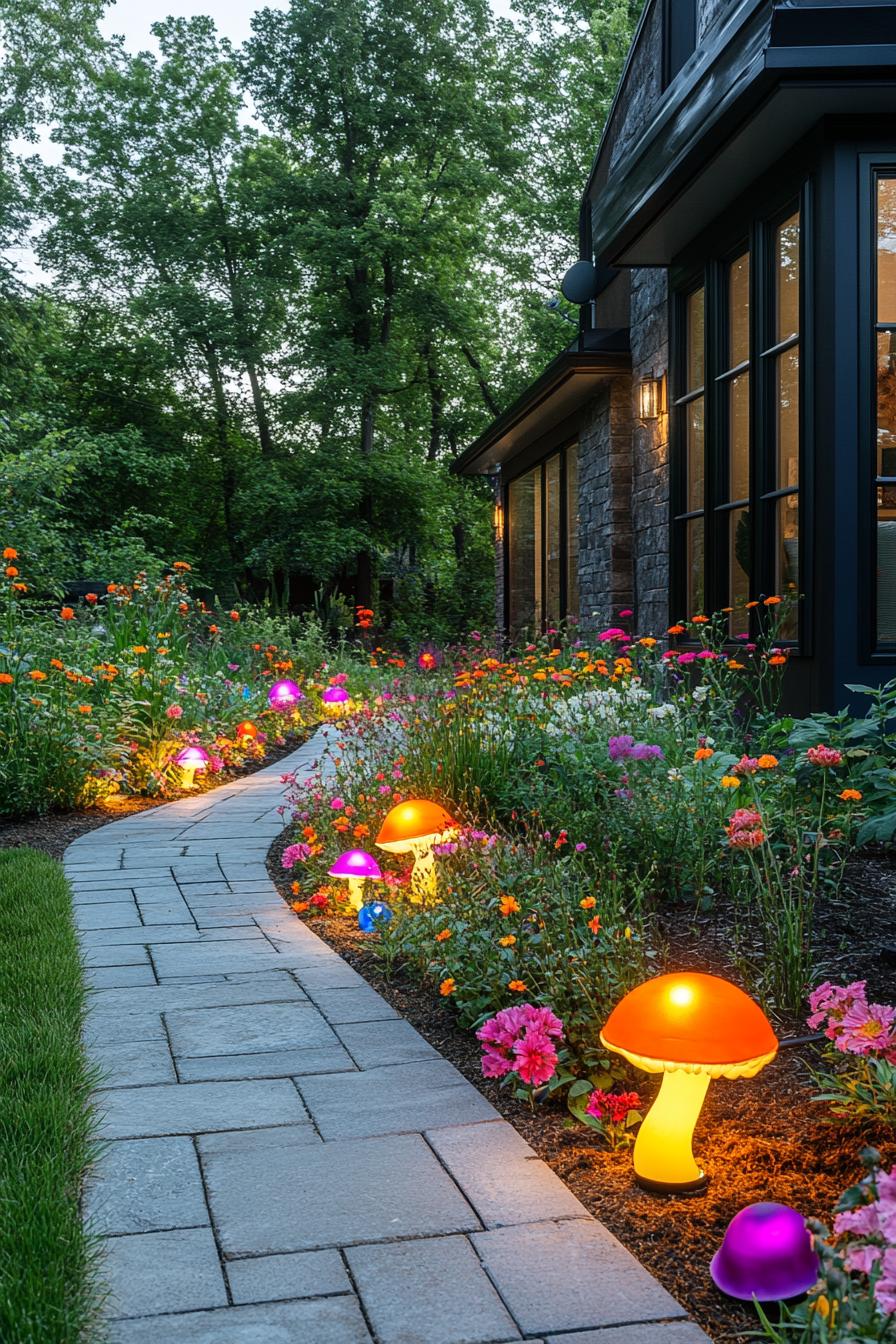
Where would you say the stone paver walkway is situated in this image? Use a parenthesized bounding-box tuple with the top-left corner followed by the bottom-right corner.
(69, 730, 710, 1343)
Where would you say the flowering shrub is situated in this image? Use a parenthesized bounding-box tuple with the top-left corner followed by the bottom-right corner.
(808, 983, 896, 1125)
(575, 1087, 643, 1150)
(477, 1003, 569, 1105)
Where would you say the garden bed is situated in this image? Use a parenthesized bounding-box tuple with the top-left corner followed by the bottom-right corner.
(267, 832, 896, 1342)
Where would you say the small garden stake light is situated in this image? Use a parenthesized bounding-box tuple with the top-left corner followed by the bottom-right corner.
(174, 744, 210, 790)
(328, 849, 382, 911)
(600, 972, 778, 1192)
(321, 685, 350, 715)
(358, 900, 393, 933)
(376, 799, 458, 903)
(711, 1203, 819, 1301)
(268, 679, 303, 712)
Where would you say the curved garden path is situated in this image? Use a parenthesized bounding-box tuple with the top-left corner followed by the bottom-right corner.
(69, 727, 710, 1344)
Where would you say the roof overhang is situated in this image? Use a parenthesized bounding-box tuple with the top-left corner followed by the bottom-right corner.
(588, 0, 896, 266)
(452, 335, 630, 477)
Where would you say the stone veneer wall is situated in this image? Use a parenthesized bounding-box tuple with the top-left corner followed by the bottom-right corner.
(629, 268, 670, 636)
(576, 379, 634, 630)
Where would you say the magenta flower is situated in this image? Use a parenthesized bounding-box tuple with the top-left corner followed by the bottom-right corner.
(480, 1047, 515, 1079)
(281, 843, 311, 868)
(677, 651, 697, 664)
(807, 743, 843, 768)
(838, 1000, 896, 1055)
(165, 704, 183, 719)
(512, 1032, 558, 1086)
(330, 796, 345, 810)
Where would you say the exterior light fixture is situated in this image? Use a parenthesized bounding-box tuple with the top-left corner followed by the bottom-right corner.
(638, 372, 666, 421)
(600, 972, 778, 1192)
(235, 720, 257, 742)
(493, 500, 505, 541)
(174, 744, 210, 790)
(711, 1203, 819, 1301)
(376, 799, 458, 903)
(321, 685, 350, 715)
(358, 900, 393, 933)
(268, 679, 303, 712)
(327, 849, 382, 911)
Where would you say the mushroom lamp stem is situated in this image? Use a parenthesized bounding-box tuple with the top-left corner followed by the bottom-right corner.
(409, 843, 436, 903)
(181, 765, 197, 790)
(346, 877, 364, 912)
(633, 1069, 710, 1191)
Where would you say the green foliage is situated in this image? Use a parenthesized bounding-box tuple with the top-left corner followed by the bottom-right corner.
(0, 847, 102, 1343)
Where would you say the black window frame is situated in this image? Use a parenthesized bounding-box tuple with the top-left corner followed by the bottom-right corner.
(662, 0, 698, 90)
(669, 179, 812, 648)
(503, 442, 579, 637)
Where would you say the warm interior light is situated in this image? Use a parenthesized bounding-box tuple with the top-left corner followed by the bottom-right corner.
(669, 983, 694, 1007)
(493, 500, 505, 541)
(638, 373, 666, 421)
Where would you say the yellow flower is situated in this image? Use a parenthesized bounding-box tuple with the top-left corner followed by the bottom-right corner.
(623, 926, 632, 940)
(579, 896, 596, 909)
(721, 775, 741, 789)
(499, 935, 516, 947)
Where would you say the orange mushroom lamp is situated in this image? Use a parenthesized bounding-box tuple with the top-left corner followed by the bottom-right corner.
(376, 799, 457, 903)
(236, 720, 258, 743)
(600, 973, 778, 1193)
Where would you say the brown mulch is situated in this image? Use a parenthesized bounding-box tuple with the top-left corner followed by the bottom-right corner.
(0, 732, 311, 863)
(266, 830, 896, 1342)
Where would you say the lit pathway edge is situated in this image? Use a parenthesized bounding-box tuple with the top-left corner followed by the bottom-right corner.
(68, 727, 710, 1344)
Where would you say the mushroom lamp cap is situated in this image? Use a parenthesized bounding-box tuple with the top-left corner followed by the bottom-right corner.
(328, 849, 382, 881)
(358, 901, 393, 932)
(175, 745, 210, 769)
(600, 972, 778, 1077)
(322, 685, 350, 704)
(236, 720, 257, 738)
(376, 799, 457, 848)
(711, 1203, 819, 1301)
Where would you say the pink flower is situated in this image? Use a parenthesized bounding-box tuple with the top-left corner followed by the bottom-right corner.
(330, 796, 345, 809)
(481, 1047, 514, 1079)
(330, 672, 348, 685)
(838, 1000, 896, 1054)
(597, 627, 627, 641)
(586, 1088, 641, 1123)
(807, 744, 843, 768)
(512, 1031, 558, 1086)
(677, 652, 697, 664)
(807, 980, 869, 1039)
(165, 704, 183, 719)
(733, 755, 760, 774)
(281, 843, 311, 868)
(521, 1005, 564, 1040)
(618, 609, 633, 618)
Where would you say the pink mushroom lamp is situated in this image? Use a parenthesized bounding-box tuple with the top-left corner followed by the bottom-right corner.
(711, 1203, 819, 1301)
(321, 685, 350, 715)
(268, 679, 304, 712)
(174, 744, 210, 789)
(328, 849, 382, 911)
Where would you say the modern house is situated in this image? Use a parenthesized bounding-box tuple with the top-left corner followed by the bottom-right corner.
(454, 0, 896, 710)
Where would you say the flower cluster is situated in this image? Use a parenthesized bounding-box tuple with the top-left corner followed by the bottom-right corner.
(477, 1004, 564, 1087)
(832, 1160, 896, 1318)
(585, 1088, 642, 1124)
(808, 981, 896, 1059)
(607, 735, 663, 763)
(725, 808, 766, 849)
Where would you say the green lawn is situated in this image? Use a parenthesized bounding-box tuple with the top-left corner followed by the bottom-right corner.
(0, 847, 102, 1343)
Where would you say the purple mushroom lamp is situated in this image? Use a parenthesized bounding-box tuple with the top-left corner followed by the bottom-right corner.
(328, 849, 382, 912)
(358, 900, 393, 933)
(711, 1203, 819, 1302)
(174, 744, 210, 790)
(268, 679, 304, 712)
(321, 684, 351, 715)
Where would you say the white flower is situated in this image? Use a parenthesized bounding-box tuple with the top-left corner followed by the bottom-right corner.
(667, 768, 683, 782)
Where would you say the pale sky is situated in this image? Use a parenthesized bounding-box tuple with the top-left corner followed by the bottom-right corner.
(99, 0, 288, 52)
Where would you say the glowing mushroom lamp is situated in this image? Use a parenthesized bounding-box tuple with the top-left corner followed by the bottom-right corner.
(711, 1203, 819, 1302)
(358, 900, 393, 933)
(321, 685, 350, 715)
(174, 744, 210, 790)
(235, 720, 257, 743)
(600, 973, 778, 1193)
(268, 679, 303, 712)
(328, 849, 382, 912)
(376, 799, 458, 903)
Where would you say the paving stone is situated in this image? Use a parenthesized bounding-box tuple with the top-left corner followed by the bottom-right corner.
(102, 1227, 226, 1318)
(87, 964, 158, 989)
(166, 1001, 340, 1059)
(89, 1038, 176, 1088)
(137, 901, 195, 926)
(292, 960, 369, 991)
(196, 1123, 321, 1160)
(76, 901, 142, 930)
(105, 1297, 373, 1342)
(83, 944, 151, 968)
(83, 1012, 164, 1047)
(178, 1045, 354, 1082)
(546, 1325, 712, 1344)
(73, 887, 138, 905)
(347, 1234, 521, 1344)
(335, 1018, 440, 1069)
(84, 1137, 208, 1234)
(309, 985, 401, 1024)
(81, 925, 199, 946)
(297, 1058, 499, 1139)
(88, 972, 306, 1015)
(226, 1248, 351, 1304)
(471, 1221, 688, 1336)
(150, 939, 286, 978)
(202, 1132, 480, 1255)
(97, 1079, 308, 1138)
(426, 1121, 586, 1227)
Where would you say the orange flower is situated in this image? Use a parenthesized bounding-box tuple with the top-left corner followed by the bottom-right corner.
(727, 659, 746, 670)
(173, 561, 191, 571)
(691, 614, 709, 624)
(292, 900, 310, 913)
(508, 979, 527, 993)
(587, 915, 601, 935)
(579, 896, 596, 909)
(745, 600, 759, 610)
(60, 607, 74, 620)
(839, 788, 863, 802)
(694, 747, 714, 761)
(763, 595, 782, 606)
(439, 978, 456, 996)
(638, 637, 657, 648)
(667, 624, 685, 636)
(499, 935, 516, 947)
(85, 592, 98, 604)
(230, 610, 240, 622)
(208, 625, 219, 635)
(721, 775, 741, 789)
(50, 658, 64, 670)
(77, 704, 92, 714)
(5, 566, 18, 578)
(768, 655, 787, 667)
(0, 672, 12, 685)
(132, 646, 148, 655)
(498, 895, 521, 917)
(435, 928, 452, 943)
(757, 754, 779, 769)
(29, 670, 47, 681)
(12, 583, 26, 592)
(291, 881, 301, 895)
(2, 547, 17, 560)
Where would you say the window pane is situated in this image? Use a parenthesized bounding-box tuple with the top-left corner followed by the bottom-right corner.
(777, 345, 800, 490)
(728, 253, 750, 368)
(878, 178, 896, 324)
(566, 446, 579, 619)
(687, 288, 704, 391)
(776, 212, 800, 343)
(777, 494, 800, 639)
(728, 372, 750, 502)
(728, 507, 751, 635)
(879, 501, 896, 643)
(686, 516, 705, 616)
(545, 454, 561, 627)
(508, 469, 541, 634)
(877, 331, 896, 476)
(687, 398, 704, 511)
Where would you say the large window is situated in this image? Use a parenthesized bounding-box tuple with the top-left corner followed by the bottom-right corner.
(506, 444, 579, 635)
(672, 197, 804, 638)
(875, 176, 896, 646)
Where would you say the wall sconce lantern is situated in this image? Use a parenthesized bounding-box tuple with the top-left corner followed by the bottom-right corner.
(493, 500, 505, 541)
(638, 372, 666, 421)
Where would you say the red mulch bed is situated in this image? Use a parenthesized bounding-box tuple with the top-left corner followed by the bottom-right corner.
(0, 732, 311, 863)
(267, 830, 896, 1342)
